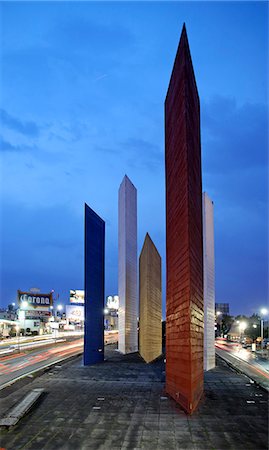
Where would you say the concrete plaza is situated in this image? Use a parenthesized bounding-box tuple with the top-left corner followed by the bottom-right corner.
(0, 345, 268, 450)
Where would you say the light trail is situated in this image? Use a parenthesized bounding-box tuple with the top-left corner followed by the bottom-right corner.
(0, 339, 83, 378)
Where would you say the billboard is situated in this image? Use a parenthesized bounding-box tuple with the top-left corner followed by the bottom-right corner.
(25, 310, 51, 320)
(66, 305, 84, 321)
(18, 290, 52, 307)
(106, 295, 119, 310)
(70, 290, 84, 304)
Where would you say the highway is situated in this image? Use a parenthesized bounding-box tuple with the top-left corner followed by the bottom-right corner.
(0, 331, 118, 390)
(215, 338, 269, 391)
(0, 337, 83, 390)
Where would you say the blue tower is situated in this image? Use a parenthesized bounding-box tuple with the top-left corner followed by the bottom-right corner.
(84, 203, 105, 365)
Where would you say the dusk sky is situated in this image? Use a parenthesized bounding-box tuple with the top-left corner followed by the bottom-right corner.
(0, 2, 268, 317)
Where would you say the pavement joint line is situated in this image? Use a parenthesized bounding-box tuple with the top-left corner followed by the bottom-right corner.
(0, 388, 45, 428)
(0, 351, 83, 391)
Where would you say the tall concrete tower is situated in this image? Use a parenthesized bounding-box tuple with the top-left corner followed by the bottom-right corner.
(139, 233, 162, 363)
(165, 24, 204, 413)
(203, 192, 215, 371)
(118, 175, 138, 354)
(84, 204, 105, 365)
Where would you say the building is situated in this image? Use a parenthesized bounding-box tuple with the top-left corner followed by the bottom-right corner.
(165, 24, 204, 414)
(17, 290, 53, 335)
(0, 309, 18, 338)
(118, 175, 138, 354)
(139, 233, 162, 363)
(203, 192, 215, 371)
(215, 303, 230, 315)
(104, 295, 119, 331)
(84, 204, 105, 365)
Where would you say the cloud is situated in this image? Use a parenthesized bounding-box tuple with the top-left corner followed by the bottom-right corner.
(0, 109, 40, 137)
(0, 136, 35, 152)
(202, 96, 268, 174)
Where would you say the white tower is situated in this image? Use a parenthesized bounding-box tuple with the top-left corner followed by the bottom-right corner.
(203, 192, 215, 371)
(118, 175, 138, 354)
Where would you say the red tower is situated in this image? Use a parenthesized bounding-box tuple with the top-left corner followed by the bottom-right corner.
(165, 24, 204, 414)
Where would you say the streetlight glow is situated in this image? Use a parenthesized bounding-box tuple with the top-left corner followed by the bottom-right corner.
(21, 301, 28, 308)
(57, 305, 63, 311)
(239, 321, 247, 332)
(260, 308, 268, 316)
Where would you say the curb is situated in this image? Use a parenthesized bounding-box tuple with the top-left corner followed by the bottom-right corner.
(0, 351, 83, 392)
(216, 351, 269, 393)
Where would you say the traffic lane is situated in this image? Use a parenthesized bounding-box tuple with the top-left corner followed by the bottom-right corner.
(0, 339, 83, 388)
(215, 346, 269, 391)
(215, 339, 269, 369)
(0, 332, 83, 351)
(0, 334, 83, 356)
(0, 331, 84, 348)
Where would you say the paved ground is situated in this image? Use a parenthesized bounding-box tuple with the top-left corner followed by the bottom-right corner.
(0, 346, 268, 450)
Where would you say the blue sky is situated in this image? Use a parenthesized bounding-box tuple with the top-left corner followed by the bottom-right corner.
(0, 1, 268, 317)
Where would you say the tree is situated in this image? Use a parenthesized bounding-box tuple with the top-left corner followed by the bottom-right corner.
(220, 314, 234, 335)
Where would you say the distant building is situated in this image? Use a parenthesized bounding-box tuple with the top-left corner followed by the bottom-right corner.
(0, 308, 16, 321)
(104, 295, 119, 330)
(215, 303, 230, 315)
(0, 308, 18, 338)
(17, 290, 53, 335)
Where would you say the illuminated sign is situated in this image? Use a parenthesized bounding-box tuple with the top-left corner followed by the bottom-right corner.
(70, 290, 84, 304)
(25, 310, 51, 319)
(106, 295, 119, 310)
(66, 305, 84, 321)
(18, 290, 52, 307)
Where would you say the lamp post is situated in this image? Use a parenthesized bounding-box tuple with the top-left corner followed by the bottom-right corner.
(15, 324, 20, 353)
(260, 308, 268, 341)
(18, 300, 28, 336)
(54, 305, 63, 343)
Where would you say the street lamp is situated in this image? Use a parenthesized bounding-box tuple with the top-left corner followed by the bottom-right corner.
(239, 321, 247, 341)
(260, 308, 268, 341)
(239, 321, 247, 333)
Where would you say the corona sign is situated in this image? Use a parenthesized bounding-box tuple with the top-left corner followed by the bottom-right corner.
(18, 290, 52, 307)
